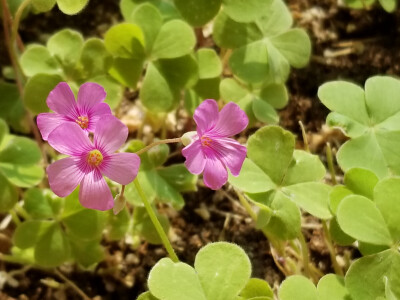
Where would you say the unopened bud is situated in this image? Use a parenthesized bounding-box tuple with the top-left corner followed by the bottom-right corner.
(113, 193, 126, 215)
(181, 131, 197, 146)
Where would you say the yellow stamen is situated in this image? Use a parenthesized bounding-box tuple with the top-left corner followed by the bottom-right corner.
(76, 116, 89, 129)
(87, 149, 103, 167)
(201, 136, 212, 147)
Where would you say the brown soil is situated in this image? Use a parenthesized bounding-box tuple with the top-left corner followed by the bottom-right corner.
(1, 0, 400, 298)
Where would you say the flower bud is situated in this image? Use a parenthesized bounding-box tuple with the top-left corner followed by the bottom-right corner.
(181, 131, 197, 146)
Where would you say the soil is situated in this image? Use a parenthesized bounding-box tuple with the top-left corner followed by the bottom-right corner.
(1, 0, 400, 299)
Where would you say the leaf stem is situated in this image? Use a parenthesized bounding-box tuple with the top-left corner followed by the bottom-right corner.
(322, 220, 343, 276)
(55, 269, 91, 300)
(298, 231, 312, 279)
(299, 121, 310, 153)
(134, 178, 179, 262)
(135, 138, 181, 156)
(326, 142, 337, 185)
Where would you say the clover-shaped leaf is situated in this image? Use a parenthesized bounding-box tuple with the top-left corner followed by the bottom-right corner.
(319, 76, 400, 178)
(213, 0, 311, 84)
(32, 0, 89, 14)
(229, 126, 331, 240)
(148, 242, 251, 300)
(343, 0, 395, 12)
(316, 274, 351, 300)
(120, 0, 181, 22)
(278, 275, 317, 300)
(239, 278, 273, 299)
(345, 249, 400, 300)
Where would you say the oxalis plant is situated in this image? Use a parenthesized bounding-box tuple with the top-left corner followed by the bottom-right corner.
(0, 0, 400, 299)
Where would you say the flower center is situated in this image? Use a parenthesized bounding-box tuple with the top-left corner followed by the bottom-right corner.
(87, 149, 103, 167)
(76, 116, 89, 129)
(201, 136, 212, 147)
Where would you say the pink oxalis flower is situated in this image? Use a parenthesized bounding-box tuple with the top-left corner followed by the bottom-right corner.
(182, 99, 248, 190)
(47, 115, 140, 211)
(37, 82, 112, 140)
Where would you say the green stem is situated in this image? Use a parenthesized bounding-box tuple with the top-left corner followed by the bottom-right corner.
(326, 143, 337, 185)
(299, 121, 310, 153)
(136, 138, 181, 156)
(322, 220, 344, 276)
(134, 179, 179, 262)
(298, 231, 312, 279)
(55, 269, 91, 300)
(14, 203, 31, 220)
(9, 209, 21, 226)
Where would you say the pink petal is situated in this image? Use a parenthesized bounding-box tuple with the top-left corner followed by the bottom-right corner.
(87, 103, 112, 132)
(79, 169, 114, 211)
(100, 153, 140, 185)
(47, 157, 85, 197)
(212, 138, 247, 176)
(211, 102, 248, 137)
(47, 122, 93, 156)
(77, 82, 107, 114)
(194, 99, 219, 136)
(202, 156, 228, 190)
(36, 113, 66, 141)
(182, 140, 206, 175)
(46, 82, 78, 118)
(94, 115, 128, 154)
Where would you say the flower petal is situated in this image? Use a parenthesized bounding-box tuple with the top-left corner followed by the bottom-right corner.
(182, 140, 206, 175)
(36, 113, 67, 141)
(202, 156, 228, 190)
(46, 82, 78, 118)
(47, 157, 84, 197)
(94, 115, 128, 154)
(87, 103, 112, 132)
(48, 122, 93, 156)
(100, 153, 140, 185)
(77, 82, 107, 114)
(194, 99, 219, 136)
(211, 102, 248, 137)
(79, 169, 114, 211)
(211, 138, 247, 176)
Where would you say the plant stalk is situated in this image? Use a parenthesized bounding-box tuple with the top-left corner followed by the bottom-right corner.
(322, 220, 344, 276)
(134, 179, 179, 263)
(326, 142, 337, 185)
(135, 138, 181, 156)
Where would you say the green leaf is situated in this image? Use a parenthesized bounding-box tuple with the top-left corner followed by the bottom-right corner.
(193, 77, 220, 100)
(158, 164, 198, 192)
(56, 0, 89, 14)
(282, 182, 332, 219)
(108, 57, 144, 89)
(35, 223, 70, 267)
(336, 195, 392, 246)
(282, 150, 326, 186)
(0, 173, 17, 212)
(346, 249, 400, 300)
(70, 238, 104, 268)
(379, 0, 396, 11)
(229, 159, 276, 193)
(374, 178, 400, 241)
(195, 242, 251, 300)
(128, 3, 162, 54)
(223, 0, 273, 22)
(196, 48, 222, 79)
(90, 75, 123, 109)
(344, 168, 378, 199)
(0, 82, 28, 133)
(140, 62, 177, 112)
(239, 278, 273, 299)
(23, 73, 62, 115)
(104, 23, 145, 59)
(358, 241, 389, 256)
(133, 206, 170, 244)
(47, 29, 84, 66)
(329, 217, 355, 246)
(0, 119, 7, 145)
(0, 136, 41, 165)
(31, 0, 56, 12)
(259, 83, 288, 109)
(329, 185, 352, 215)
(63, 209, 106, 241)
(24, 188, 54, 219)
(151, 20, 195, 59)
(174, 0, 221, 26)
(270, 29, 311, 68)
(20, 45, 61, 77)
(79, 38, 112, 78)
(317, 274, 350, 300)
(229, 41, 269, 83)
(247, 126, 295, 184)
(0, 163, 44, 188)
(13, 220, 53, 249)
(107, 208, 130, 240)
(278, 275, 317, 300)
(256, 0, 292, 36)
(137, 292, 159, 300)
(149, 257, 207, 300)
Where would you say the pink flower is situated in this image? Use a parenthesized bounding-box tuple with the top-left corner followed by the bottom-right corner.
(37, 82, 112, 140)
(182, 99, 248, 190)
(46, 115, 140, 211)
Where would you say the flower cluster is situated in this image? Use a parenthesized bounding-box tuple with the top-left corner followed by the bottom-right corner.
(38, 83, 248, 211)
(37, 82, 140, 211)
